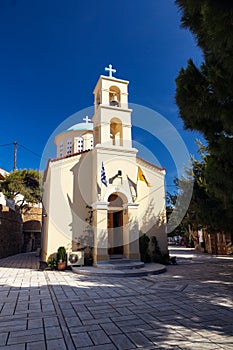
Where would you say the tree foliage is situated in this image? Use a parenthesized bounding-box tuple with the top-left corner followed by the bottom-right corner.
(0, 169, 41, 211)
(167, 145, 232, 234)
(175, 0, 233, 229)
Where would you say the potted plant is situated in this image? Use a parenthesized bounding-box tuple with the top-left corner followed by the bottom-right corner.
(82, 225, 94, 266)
(56, 246, 67, 271)
(84, 246, 93, 266)
(47, 257, 56, 270)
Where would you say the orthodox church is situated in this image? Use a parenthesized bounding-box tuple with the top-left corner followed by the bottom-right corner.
(41, 66, 167, 265)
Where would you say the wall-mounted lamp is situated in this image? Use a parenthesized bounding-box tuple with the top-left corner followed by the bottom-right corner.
(109, 170, 122, 184)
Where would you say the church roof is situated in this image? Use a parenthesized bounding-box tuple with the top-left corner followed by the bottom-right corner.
(67, 122, 93, 131)
(50, 149, 91, 163)
(137, 156, 166, 173)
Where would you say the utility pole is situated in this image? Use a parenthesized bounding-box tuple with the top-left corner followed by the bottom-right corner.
(13, 141, 18, 170)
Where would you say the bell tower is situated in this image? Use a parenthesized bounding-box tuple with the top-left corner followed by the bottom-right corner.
(92, 64, 133, 149)
(91, 66, 140, 265)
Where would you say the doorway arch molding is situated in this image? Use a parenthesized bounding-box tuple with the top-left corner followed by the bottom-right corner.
(103, 187, 131, 204)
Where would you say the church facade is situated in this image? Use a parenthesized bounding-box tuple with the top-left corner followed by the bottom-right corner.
(41, 68, 167, 265)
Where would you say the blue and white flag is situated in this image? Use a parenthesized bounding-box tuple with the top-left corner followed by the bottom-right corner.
(101, 162, 108, 187)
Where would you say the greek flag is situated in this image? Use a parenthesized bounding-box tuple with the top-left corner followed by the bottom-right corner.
(101, 162, 108, 187)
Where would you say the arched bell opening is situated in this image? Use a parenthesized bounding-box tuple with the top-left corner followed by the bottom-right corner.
(108, 193, 127, 257)
(110, 117, 123, 146)
(95, 90, 101, 106)
(109, 86, 121, 107)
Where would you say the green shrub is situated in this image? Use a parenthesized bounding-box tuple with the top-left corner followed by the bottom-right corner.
(139, 233, 151, 263)
(151, 236, 170, 265)
(56, 246, 67, 262)
(47, 258, 56, 269)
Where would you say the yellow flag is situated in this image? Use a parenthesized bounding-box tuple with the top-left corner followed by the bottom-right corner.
(137, 167, 151, 187)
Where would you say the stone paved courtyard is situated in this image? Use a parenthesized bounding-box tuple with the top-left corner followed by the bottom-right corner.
(0, 248, 233, 349)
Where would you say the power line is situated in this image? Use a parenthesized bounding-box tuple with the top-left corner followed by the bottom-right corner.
(0, 142, 43, 158)
(0, 142, 48, 170)
(0, 143, 12, 147)
(18, 143, 43, 159)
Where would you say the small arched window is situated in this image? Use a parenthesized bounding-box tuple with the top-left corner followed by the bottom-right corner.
(66, 140, 73, 154)
(77, 137, 84, 153)
(59, 143, 63, 157)
(90, 137, 94, 149)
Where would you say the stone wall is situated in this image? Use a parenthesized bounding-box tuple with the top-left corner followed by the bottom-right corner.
(22, 207, 42, 253)
(0, 204, 23, 258)
(0, 205, 42, 258)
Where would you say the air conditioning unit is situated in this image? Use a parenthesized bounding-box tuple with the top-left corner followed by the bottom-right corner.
(67, 251, 84, 266)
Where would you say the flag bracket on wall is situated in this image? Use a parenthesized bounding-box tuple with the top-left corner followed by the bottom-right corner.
(101, 162, 108, 187)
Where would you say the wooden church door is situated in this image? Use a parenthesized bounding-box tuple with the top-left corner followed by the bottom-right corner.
(108, 210, 123, 256)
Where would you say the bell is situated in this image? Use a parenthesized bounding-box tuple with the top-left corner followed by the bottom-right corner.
(110, 94, 119, 106)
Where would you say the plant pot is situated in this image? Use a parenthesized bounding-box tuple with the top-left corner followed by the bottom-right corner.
(84, 257, 93, 266)
(57, 262, 66, 271)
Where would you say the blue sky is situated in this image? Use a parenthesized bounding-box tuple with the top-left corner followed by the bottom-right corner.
(0, 0, 203, 188)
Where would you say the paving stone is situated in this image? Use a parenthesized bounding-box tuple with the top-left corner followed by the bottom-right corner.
(120, 323, 153, 333)
(127, 332, 153, 347)
(72, 332, 93, 348)
(64, 316, 82, 327)
(89, 330, 111, 345)
(7, 332, 44, 345)
(0, 319, 27, 332)
(72, 304, 88, 312)
(15, 302, 28, 311)
(70, 324, 101, 334)
(77, 345, 118, 350)
(45, 326, 63, 340)
(27, 318, 43, 329)
(116, 318, 147, 328)
(91, 311, 120, 319)
(110, 315, 139, 323)
(87, 305, 114, 312)
(0, 333, 8, 346)
(0, 344, 25, 350)
(46, 338, 67, 350)
(0, 304, 15, 316)
(8, 328, 43, 338)
(27, 341, 46, 350)
(158, 346, 181, 350)
(43, 316, 60, 327)
(82, 317, 111, 325)
(100, 322, 122, 335)
(110, 334, 136, 349)
(114, 307, 133, 316)
(77, 311, 94, 321)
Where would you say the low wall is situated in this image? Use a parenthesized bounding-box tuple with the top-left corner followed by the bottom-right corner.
(0, 205, 23, 258)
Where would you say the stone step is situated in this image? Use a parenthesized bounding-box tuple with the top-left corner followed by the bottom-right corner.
(96, 260, 145, 270)
(71, 263, 166, 277)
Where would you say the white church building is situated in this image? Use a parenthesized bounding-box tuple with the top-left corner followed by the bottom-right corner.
(41, 66, 167, 265)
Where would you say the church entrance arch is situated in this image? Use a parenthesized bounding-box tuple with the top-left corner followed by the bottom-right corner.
(108, 193, 127, 256)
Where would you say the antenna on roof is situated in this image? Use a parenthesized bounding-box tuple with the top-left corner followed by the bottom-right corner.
(13, 141, 18, 170)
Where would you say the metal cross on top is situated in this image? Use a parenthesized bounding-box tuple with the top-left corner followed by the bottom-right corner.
(105, 64, 116, 78)
(83, 116, 91, 124)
